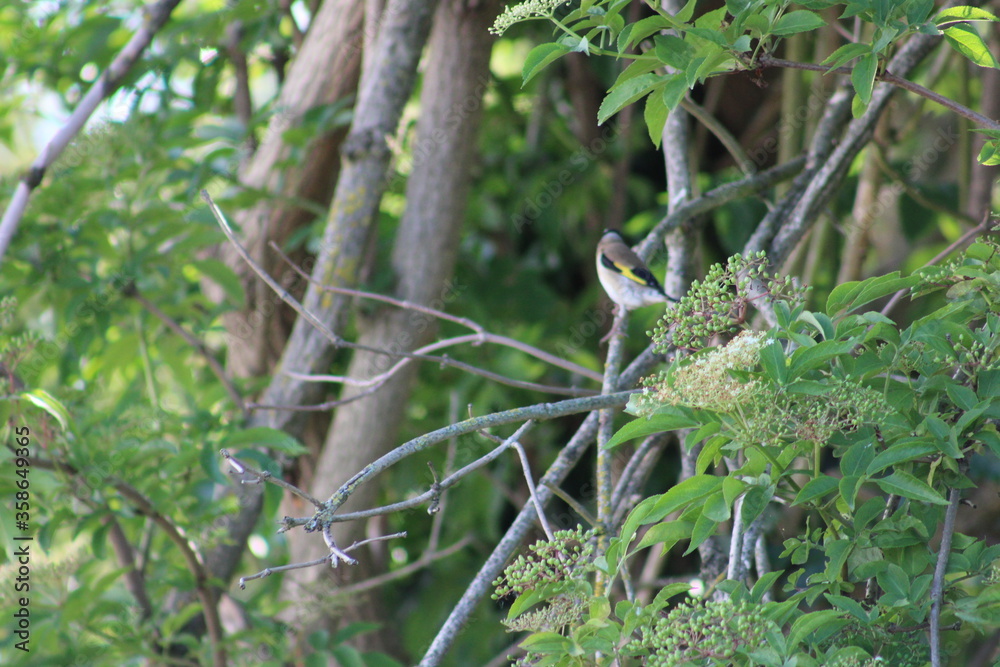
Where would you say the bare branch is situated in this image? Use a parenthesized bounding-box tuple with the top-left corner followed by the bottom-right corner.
(758, 54, 1000, 131)
(335, 535, 473, 596)
(209, 194, 598, 403)
(238, 531, 408, 588)
(324, 392, 632, 514)
(930, 486, 961, 667)
(636, 157, 806, 262)
(481, 422, 554, 540)
(0, 0, 185, 264)
(221, 449, 324, 508)
(880, 213, 996, 317)
(271, 239, 603, 381)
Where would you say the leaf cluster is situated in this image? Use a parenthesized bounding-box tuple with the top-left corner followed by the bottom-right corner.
(498, 238, 1000, 665)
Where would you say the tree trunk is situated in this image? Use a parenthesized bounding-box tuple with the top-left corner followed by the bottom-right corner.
(211, 0, 364, 380)
(187, 0, 440, 637)
(277, 0, 499, 656)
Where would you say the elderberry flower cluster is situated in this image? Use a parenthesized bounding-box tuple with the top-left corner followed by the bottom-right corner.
(629, 598, 777, 666)
(492, 527, 596, 599)
(490, 0, 572, 35)
(631, 330, 767, 417)
(649, 252, 806, 352)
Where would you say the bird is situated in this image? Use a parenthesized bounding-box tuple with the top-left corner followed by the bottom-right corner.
(596, 229, 675, 340)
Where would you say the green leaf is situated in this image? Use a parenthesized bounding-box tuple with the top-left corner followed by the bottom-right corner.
(634, 519, 694, 553)
(935, 6, 999, 25)
(759, 340, 787, 384)
(508, 582, 569, 620)
(876, 471, 949, 505)
(851, 52, 878, 105)
(750, 570, 783, 602)
(839, 474, 863, 511)
(943, 23, 1000, 68)
(867, 440, 937, 475)
(771, 10, 827, 35)
(619, 14, 676, 52)
(221, 427, 308, 455)
(522, 43, 571, 85)
(654, 34, 695, 70)
(789, 609, 846, 647)
(649, 474, 724, 523)
(703, 489, 731, 522)
(826, 272, 920, 314)
(923, 414, 962, 458)
(979, 139, 1000, 165)
(675, 0, 697, 23)
(793, 475, 840, 506)
(686, 510, 719, 554)
(598, 73, 663, 125)
(661, 74, 689, 110)
(789, 339, 855, 375)
(606, 408, 700, 449)
(741, 483, 773, 527)
(825, 594, 870, 622)
(840, 440, 876, 476)
(649, 582, 692, 611)
(947, 383, 979, 411)
(518, 631, 574, 653)
(644, 88, 669, 148)
(877, 563, 911, 599)
(22, 389, 70, 430)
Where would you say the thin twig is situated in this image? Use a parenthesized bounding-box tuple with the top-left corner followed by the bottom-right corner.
(542, 480, 599, 528)
(930, 486, 961, 667)
(208, 194, 597, 406)
(270, 240, 487, 335)
(417, 410, 604, 667)
(418, 345, 664, 666)
(284, 436, 510, 524)
(284, 333, 598, 395)
(611, 433, 669, 526)
(595, 314, 629, 596)
(131, 292, 247, 416)
(680, 97, 757, 175)
(271, 240, 603, 381)
(335, 535, 474, 596)
(636, 157, 806, 262)
(0, 0, 186, 265)
(113, 478, 226, 667)
(757, 55, 1000, 131)
(238, 531, 407, 588)
(481, 423, 554, 540)
(880, 213, 996, 317)
(27, 452, 224, 664)
(221, 449, 324, 507)
(323, 391, 635, 513)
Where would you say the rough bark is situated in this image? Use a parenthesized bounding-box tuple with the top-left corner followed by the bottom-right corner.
(276, 0, 499, 655)
(179, 0, 440, 643)
(213, 0, 364, 380)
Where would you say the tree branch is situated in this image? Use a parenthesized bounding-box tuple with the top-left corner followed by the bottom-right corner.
(322, 392, 634, 515)
(0, 0, 185, 264)
(758, 54, 1000, 131)
(930, 486, 961, 667)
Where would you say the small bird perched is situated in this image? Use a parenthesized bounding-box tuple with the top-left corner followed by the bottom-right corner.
(596, 229, 675, 341)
